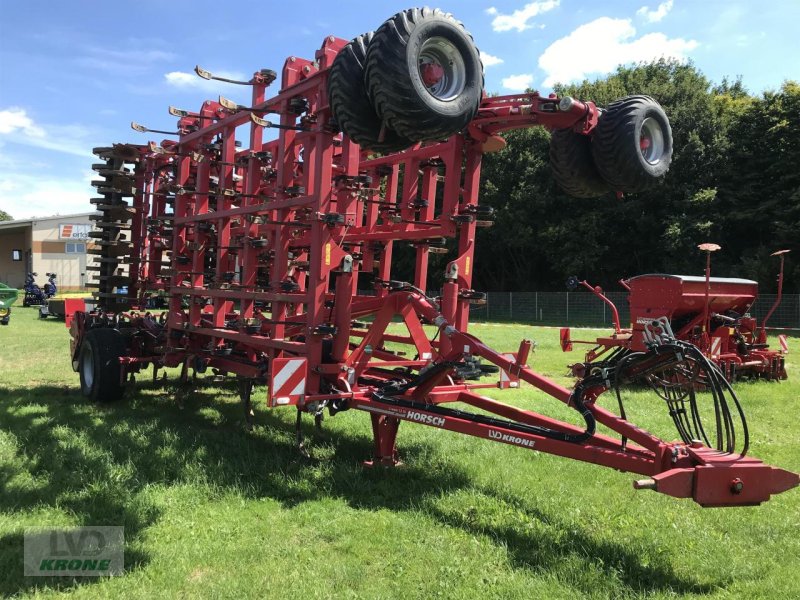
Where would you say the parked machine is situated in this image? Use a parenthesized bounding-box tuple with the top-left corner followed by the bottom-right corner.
(0, 283, 17, 325)
(22, 272, 57, 307)
(561, 248, 790, 381)
(66, 8, 797, 507)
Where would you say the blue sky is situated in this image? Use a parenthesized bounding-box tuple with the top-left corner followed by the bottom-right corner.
(1, 0, 798, 218)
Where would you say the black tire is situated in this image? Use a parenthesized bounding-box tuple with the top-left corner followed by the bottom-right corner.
(365, 7, 483, 142)
(591, 95, 673, 193)
(79, 328, 126, 403)
(328, 33, 413, 153)
(550, 129, 612, 198)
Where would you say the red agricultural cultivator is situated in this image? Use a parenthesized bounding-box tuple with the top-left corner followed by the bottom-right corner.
(69, 8, 797, 507)
(562, 249, 790, 382)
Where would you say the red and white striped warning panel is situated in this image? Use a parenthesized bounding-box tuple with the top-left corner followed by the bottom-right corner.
(269, 357, 307, 407)
(710, 336, 723, 358)
(778, 334, 789, 354)
(499, 353, 520, 389)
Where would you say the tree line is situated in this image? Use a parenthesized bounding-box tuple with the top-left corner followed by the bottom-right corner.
(474, 60, 799, 293)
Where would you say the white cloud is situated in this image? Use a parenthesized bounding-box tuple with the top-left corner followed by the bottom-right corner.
(636, 0, 672, 23)
(538, 17, 698, 87)
(165, 71, 200, 87)
(165, 70, 249, 92)
(502, 74, 534, 91)
(480, 51, 504, 67)
(0, 172, 95, 218)
(636, 0, 673, 23)
(486, 1, 560, 32)
(0, 108, 45, 138)
(0, 107, 94, 157)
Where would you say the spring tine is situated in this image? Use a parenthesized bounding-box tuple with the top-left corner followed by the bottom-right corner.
(250, 113, 307, 132)
(220, 96, 278, 115)
(132, 122, 179, 136)
(195, 65, 251, 86)
(169, 106, 215, 120)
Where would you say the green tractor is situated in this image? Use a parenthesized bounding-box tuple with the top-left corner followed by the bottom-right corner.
(0, 282, 19, 325)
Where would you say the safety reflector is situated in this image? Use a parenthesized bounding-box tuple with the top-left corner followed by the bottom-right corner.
(269, 357, 307, 407)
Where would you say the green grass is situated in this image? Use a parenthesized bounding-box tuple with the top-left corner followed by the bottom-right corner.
(0, 307, 798, 599)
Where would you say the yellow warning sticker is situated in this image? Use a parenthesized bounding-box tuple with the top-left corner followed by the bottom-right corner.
(325, 243, 331, 266)
(465, 256, 470, 276)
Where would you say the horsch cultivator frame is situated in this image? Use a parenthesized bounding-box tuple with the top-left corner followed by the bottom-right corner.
(70, 8, 797, 507)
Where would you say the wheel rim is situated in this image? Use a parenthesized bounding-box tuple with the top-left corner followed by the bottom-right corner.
(82, 345, 95, 390)
(639, 117, 665, 165)
(418, 37, 466, 101)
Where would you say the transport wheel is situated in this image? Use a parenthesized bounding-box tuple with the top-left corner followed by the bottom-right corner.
(591, 95, 672, 193)
(365, 7, 483, 142)
(328, 32, 413, 153)
(550, 129, 611, 198)
(79, 328, 126, 403)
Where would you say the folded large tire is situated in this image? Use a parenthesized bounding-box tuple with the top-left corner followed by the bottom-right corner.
(328, 32, 413, 153)
(550, 129, 611, 198)
(591, 95, 673, 193)
(365, 7, 483, 142)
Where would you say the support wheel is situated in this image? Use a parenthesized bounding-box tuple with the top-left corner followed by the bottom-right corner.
(365, 7, 483, 142)
(328, 32, 413, 153)
(79, 328, 126, 403)
(550, 129, 611, 198)
(591, 95, 673, 193)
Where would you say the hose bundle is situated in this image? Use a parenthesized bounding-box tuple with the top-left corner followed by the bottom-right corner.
(598, 341, 749, 456)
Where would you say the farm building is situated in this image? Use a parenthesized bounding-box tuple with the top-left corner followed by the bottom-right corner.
(0, 212, 94, 291)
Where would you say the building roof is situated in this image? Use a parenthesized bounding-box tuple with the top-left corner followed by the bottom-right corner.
(0, 212, 96, 231)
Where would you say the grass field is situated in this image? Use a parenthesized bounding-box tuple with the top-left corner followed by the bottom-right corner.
(0, 304, 798, 599)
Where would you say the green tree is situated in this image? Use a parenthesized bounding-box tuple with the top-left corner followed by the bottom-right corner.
(475, 60, 763, 291)
(717, 81, 800, 291)
(0, 210, 12, 221)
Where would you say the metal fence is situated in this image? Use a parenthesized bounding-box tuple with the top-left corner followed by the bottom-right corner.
(466, 292, 800, 330)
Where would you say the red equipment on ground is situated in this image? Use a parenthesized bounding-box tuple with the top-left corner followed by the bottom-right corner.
(562, 249, 790, 381)
(68, 8, 797, 507)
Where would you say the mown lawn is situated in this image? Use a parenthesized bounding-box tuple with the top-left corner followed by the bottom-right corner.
(0, 305, 798, 599)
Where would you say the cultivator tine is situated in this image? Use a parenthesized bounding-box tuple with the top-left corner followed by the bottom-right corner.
(238, 378, 255, 431)
(195, 65, 276, 86)
(250, 113, 307, 131)
(218, 96, 243, 111)
(148, 141, 175, 155)
(168, 106, 190, 118)
(169, 106, 215, 120)
(295, 410, 312, 459)
(131, 121, 179, 136)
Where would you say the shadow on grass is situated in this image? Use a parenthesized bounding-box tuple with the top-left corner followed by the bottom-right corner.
(427, 489, 718, 596)
(0, 381, 720, 596)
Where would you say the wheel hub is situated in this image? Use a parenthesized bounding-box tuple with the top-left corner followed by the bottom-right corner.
(418, 37, 466, 101)
(640, 117, 665, 165)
